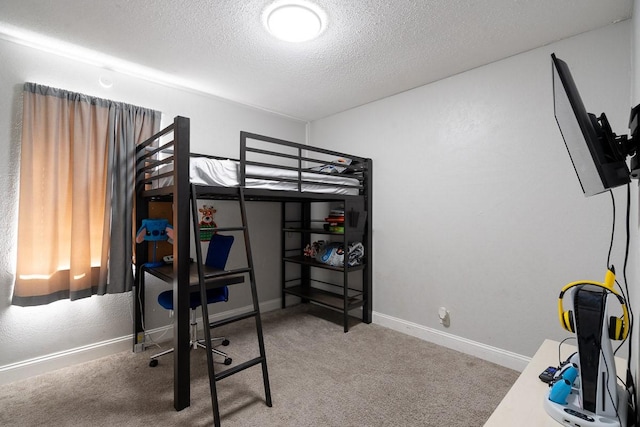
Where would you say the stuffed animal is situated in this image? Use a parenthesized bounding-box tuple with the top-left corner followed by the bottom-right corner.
(304, 240, 325, 258)
(136, 218, 174, 244)
(199, 204, 217, 228)
(198, 204, 218, 241)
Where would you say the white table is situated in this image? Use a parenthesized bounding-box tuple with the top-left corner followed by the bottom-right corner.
(484, 339, 627, 426)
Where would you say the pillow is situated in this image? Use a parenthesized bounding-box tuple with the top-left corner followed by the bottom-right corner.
(310, 157, 352, 174)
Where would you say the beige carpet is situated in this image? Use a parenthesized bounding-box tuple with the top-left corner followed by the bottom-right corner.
(0, 305, 518, 426)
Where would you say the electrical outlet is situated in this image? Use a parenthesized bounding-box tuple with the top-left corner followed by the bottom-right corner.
(438, 306, 450, 327)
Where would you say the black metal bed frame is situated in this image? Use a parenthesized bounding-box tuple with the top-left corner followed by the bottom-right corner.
(133, 116, 372, 412)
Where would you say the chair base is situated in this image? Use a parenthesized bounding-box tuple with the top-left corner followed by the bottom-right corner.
(149, 337, 231, 367)
(149, 308, 232, 367)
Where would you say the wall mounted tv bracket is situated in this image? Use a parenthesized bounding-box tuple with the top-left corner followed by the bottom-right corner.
(627, 104, 640, 178)
(601, 103, 640, 178)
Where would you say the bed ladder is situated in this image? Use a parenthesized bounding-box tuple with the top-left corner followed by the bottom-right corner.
(190, 185, 272, 427)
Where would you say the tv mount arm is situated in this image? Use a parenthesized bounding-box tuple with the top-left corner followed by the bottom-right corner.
(598, 104, 640, 179)
(627, 104, 640, 178)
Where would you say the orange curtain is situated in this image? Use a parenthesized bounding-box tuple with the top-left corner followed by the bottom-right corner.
(13, 83, 160, 306)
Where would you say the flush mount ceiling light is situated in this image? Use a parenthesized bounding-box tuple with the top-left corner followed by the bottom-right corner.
(264, 2, 325, 42)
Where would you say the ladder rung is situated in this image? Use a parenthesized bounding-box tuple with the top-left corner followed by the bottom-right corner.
(208, 226, 247, 232)
(208, 310, 259, 329)
(215, 356, 265, 381)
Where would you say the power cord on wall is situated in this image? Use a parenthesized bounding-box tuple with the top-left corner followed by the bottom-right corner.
(134, 271, 168, 351)
(608, 186, 637, 425)
(622, 184, 637, 425)
(608, 190, 616, 270)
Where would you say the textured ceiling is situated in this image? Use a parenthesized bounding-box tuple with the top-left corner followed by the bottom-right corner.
(0, 0, 633, 121)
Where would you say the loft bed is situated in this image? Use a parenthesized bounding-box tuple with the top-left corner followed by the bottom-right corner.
(132, 115, 372, 410)
(139, 125, 370, 201)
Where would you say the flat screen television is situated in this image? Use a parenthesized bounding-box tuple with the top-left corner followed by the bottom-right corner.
(551, 53, 631, 197)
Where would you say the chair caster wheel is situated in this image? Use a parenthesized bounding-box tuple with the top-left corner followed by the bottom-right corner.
(224, 358, 232, 365)
(221, 339, 230, 346)
(149, 359, 158, 367)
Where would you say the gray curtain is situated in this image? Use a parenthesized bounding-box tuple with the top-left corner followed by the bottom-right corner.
(101, 103, 161, 295)
(13, 83, 160, 306)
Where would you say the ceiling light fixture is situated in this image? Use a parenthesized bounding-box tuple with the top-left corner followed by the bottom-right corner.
(264, 2, 325, 43)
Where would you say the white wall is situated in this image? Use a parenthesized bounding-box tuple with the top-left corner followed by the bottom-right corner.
(310, 22, 633, 368)
(0, 37, 306, 383)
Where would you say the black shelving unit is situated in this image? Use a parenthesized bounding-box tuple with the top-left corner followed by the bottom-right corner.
(281, 197, 370, 332)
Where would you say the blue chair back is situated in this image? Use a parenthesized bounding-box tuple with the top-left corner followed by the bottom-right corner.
(205, 234, 234, 269)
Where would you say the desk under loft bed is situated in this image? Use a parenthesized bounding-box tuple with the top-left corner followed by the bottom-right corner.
(133, 116, 372, 413)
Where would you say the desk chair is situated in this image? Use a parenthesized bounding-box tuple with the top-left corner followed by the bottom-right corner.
(149, 234, 235, 367)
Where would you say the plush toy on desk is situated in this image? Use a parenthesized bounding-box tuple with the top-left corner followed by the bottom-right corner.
(136, 218, 174, 267)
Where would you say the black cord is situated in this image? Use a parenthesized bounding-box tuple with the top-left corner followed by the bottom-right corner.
(605, 185, 636, 424)
(622, 184, 637, 423)
(558, 336, 576, 365)
(608, 189, 628, 356)
(608, 189, 615, 270)
(618, 375, 628, 389)
(611, 184, 637, 423)
(614, 279, 629, 356)
(600, 346, 623, 427)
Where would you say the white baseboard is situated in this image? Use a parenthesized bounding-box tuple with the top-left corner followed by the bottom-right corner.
(0, 298, 283, 386)
(0, 336, 132, 386)
(372, 311, 531, 372)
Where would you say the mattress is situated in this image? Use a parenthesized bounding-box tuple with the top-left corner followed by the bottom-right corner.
(155, 157, 360, 196)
